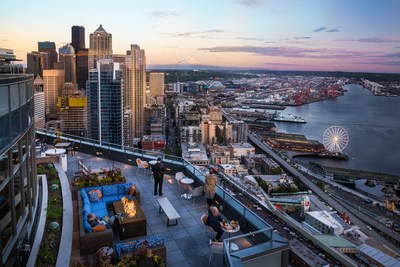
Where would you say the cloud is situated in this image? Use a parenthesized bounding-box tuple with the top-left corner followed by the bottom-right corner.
(0, 39, 10, 42)
(294, 36, 312, 40)
(313, 27, 327, 32)
(265, 41, 276, 44)
(149, 10, 179, 18)
(205, 29, 225, 33)
(266, 62, 307, 66)
(335, 37, 400, 43)
(165, 29, 224, 39)
(384, 52, 400, 58)
(327, 29, 340, 32)
(237, 37, 264, 41)
(233, 0, 267, 7)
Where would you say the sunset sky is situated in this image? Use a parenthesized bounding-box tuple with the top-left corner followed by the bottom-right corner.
(1, 0, 399, 73)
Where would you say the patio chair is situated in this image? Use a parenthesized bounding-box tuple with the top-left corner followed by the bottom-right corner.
(201, 214, 217, 242)
(175, 172, 186, 193)
(209, 241, 224, 265)
(136, 158, 150, 175)
(189, 186, 204, 204)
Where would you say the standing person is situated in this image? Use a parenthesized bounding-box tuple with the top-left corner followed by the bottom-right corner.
(204, 168, 217, 207)
(152, 157, 166, 196)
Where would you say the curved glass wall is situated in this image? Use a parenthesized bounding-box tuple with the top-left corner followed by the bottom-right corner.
(0, 75, 37, 265)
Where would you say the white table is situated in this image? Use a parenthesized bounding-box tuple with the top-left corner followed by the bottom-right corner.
(222, 224, 240, 238)
(45, 148, 66, 156)
(149, 160, 157, 166)
(180, 178, 194, 199)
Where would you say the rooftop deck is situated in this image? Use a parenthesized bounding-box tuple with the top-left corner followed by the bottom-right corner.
(66, 151, 239, 266)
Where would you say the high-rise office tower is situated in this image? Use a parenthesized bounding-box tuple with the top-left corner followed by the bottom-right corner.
(27, 51, 51, 78)
(71, 25, 85, 50)
(71, 25, 88, 90)
(88, 25, 112, 70)
(75, 48, 88, 90)
(58, 83, 87, 136)
(43, 69, 64, 120)
(38, 41, 58, 69)
(149, 72, 164, 105)
(58, 44, 76, 86)
(87, 59, 123, 145)
(124, 44, 146, 140)
(34, 75, 45, 128)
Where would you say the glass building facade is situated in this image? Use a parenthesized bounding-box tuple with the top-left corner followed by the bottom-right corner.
(87, 59, 123, 145)
(0, 74, 38, 266)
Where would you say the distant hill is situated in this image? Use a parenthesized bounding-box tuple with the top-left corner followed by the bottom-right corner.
(147, 67, 400, 83)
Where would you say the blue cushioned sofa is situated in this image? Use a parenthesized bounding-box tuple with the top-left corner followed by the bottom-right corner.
(115, 236, 166, 262)
(78, 182, 141, 255)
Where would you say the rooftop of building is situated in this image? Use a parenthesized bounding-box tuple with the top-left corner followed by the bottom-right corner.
(306, 210, 343, 229)
(230, 142, 254, 149)
(290, 239, 328, 266)
(357, 244, 400, 267)
(313, 235, 355, 248)
(32, 133, 287, 267)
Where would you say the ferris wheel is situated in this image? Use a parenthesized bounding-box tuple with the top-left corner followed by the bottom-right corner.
(322, 126, 349, 153)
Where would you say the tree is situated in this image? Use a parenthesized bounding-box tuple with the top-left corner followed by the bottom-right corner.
(164, 147, 172, 155)
(271, 167, 282, 175)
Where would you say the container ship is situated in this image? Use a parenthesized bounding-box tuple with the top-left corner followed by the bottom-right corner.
(273, 113, 306, 123)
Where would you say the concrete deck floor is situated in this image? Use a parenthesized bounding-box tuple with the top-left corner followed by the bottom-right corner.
(65, 151, 238, 266)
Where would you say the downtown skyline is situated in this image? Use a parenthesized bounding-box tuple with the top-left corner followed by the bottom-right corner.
(1, 0, 399, 73)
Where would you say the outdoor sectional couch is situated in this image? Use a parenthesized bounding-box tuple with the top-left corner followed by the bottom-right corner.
(115, 236, 166, 262)
(78, 182, 141, 255)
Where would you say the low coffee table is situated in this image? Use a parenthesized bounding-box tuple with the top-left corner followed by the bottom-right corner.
(113, 199, 146, 240)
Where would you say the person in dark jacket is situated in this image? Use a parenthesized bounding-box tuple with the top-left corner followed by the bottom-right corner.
(152, 157, 166, 196)
(206, 206, 224, 241)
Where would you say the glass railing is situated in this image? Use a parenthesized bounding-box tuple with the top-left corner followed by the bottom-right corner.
(223, 228, 280, 267)
(36, 129, 273, 233)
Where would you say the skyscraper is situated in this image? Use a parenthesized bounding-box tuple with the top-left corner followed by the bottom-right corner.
(87, 59, 123, 145)
(27, 51, 51, 78)
(75, 48, 88, 90)
(58, 83, 87, 136)
(124, 44, 146, 140)
(34, 75, 45, 128)
(0, 74, 39, 266)
(71, 25, 88, 90)
(71, 25, 85, 50)
(88, 25, 112, 70)
(43, 69, 64, 120)
(58, 44, 76, 86)
(149, 72, 164, 105)
(38, 41, 57, 69)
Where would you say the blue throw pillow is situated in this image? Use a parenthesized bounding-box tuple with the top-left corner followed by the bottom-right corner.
(88, 190, 100, 202)
(147, 236, 165, 248)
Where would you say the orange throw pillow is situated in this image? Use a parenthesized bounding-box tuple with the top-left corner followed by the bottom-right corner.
(95, 189, 102, 199)
(92, 225, 106, 232)
(129, 185, 136, 196)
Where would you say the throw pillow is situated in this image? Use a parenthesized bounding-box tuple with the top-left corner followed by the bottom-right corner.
(88, 190, 101, 202)
(92, 224, 106, 232)
(129, 185, 136, 196)
(94, 189, 102, 199)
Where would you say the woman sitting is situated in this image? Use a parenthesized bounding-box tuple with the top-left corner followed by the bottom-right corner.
(88, 213, 107, 228)
(205, 206, 224, 242)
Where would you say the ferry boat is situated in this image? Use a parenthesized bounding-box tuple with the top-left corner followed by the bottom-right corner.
(273, 113, 306, 123)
